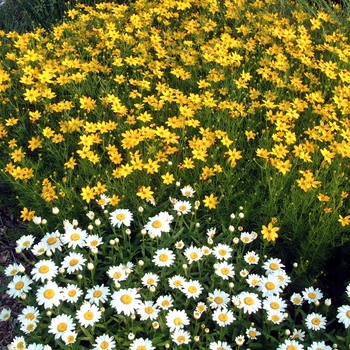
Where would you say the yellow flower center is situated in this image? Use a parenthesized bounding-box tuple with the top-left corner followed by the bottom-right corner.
(27, 324, 35, 331)
(190, 252, 198, 259)
(244, 297, 254, 305)
(346, 310, 350, 319)
(173, 280, 182, 287)
(177, 336, 186, 343)
(162, 300, 170, 307)
(218, 313, 229, 322)
(145, 306, 153, 314)
(179, 205, 187, 211)
(67, 335, 75, 343)
(17, 342, 25, 350)
(101, 341, 109, 349)
(147, 278, 154, 285)
(26, 313, 35, 320)
(70, 259, 79, 266)
(136, 346, 147, 350)
(308, 292, 316, 299)
(188, 286, 197, 294)
(121, 294, 132, 304)
(90, 240, 98, 246)
(159, 253, 169, 262)
(23, 240, 31, 247)
(174, 317, 183, 325)
(68, 290, 77, 297)
(15, 281, 24, 290)
(152, 220, 162, 228)
(93, 290, 103, 298)
(270, 302, 280, 309)
(266, 281, 275, 290)
(271, 315, 280, 322)
(214, 296, 223, 304)
(312, 317, 321, 325)
(84, 311, 94, 320)
(71, 233, 80, 241)
(219, 249, 227, 256)
(47, 237, 57, 245)
(286, 346, 298, 350)
(249, 330, 257, 338)
(44, 289, 55, 299)
(57, 323, 67, 332)
(116, 213, 126, 220)
(114, 272, 122, 279)
(39, 265, 49, 274)
(269, 263, 279, 270)
(221, 268, 229, 275)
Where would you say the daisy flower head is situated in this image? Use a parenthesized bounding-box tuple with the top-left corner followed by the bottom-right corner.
(214, 261, 235, 280)
(336, 304, 350, 328)
(152, 248, 176, 267)
(181, 279, 203, 299)
(141, 272, 160, 289)
(272, 269, 291, 289)
(129, 337, 155, 350)
(9, 336, 26, 350)
(85, 234, 103, 250)
(168, 275, 186, 289)
(16, 234, 35, 251)
(171, 329, 191, 345)
(156, 295, 174, 310)
(96, 194, 110, 209)
(20, 319, 37, 334)
(109, 208, 133, 227)
(290, 292, 304, 306)
(302, 287, 323, 304)
(61, 226, 87, 249)
(174, 240, 185, 249)
(277, 339, 304, 350)
(244, 251, 260, 265)
(240, 231, 255, 243)
(181, 185, 195, 197)
(62, 284, 83, 304)
(212, 307, 235, 327)
(262, 257, 285, 274)
(307, 341, 332, 350)
(144, 211, 173, 237)
(40, 230, 62, 253)
(31, 242, 47, 256)
(110, 288, 142, 316)
(107, 264, 127, 282)
(93, 334, 116, 350)
(7, 274, 32, 298)
(61, 252, 86, 274)
(236, 292, 262, 314)
(48, 313, 75, 340)
(235, 335, 245, 346)
(166, 309, 190, 332)
(212, 243, 232, 260)
(258, 274, 283, 297)
(18, 306, 40, 325)
(246, 273, 261, 288)
(305, 312, 327, 331)
(62, 330, 78, 345)
(174, 200, 192, 215)
(31, 259, 59, 282)
(208, 289, 230, 309)
(36, 281, 62, 309)
(210, 340, 232, 350)
(202, 245, 212, 255)
(4, 263, 21, 277)
(290, 328, 305, 341)
(0, 308, 11, 321)
(85, 284, 111, 305)
(184, 245, 203, 264)
(76, 301, 102, 328)
(246, 326, 261, 340)
(137, 300, 160, 321)
(267, 310, 285, 324)
(263, 295, 287, 313)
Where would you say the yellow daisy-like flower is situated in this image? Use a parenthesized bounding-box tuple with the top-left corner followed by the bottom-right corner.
(203, 194, 218, 209)
(261, 222, 279, 242)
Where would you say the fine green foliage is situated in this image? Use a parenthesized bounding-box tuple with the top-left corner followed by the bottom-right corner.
(0, 0, 350, 349)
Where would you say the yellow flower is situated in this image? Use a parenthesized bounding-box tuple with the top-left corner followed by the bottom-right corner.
(20, 207, 35, 221)
(81, 186, 96, 203)
(137, 186, 154, 200)
(338, 215, 350, 227)
(317, 193, 330, 202)
(161, 172, 175, 185)
(203, 194, 218, 209)
(79, 95, 96, 113)
(261, 222, 279, 242)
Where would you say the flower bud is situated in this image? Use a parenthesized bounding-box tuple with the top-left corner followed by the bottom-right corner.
(87, 263, 94, 270)
(41, 219, 47, 225)
(52, 207, 59, 215)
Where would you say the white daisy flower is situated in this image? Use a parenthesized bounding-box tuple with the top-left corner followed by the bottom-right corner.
(16, 234, 35, 251)
(235, 335, 245, 346)
(180, 185, 195, 198)
(152, 248, 175, 267)
(93, 334, 116, 350)
(246, 326, 261, 339)
(129, 337, 155, 350)
(208, 289, 230, 309)
(31, 259, 58, 282)
(76, 302, 102, 328)
(305, 312, 327, 331)
(36, 281, 62, 309)
(62, 330, 78, 345)
(20, 319, 37, 334)
(41, 230, 62, 253)
(212, 243, 232, 260)
(144, 211, 173, 237)
(307, 341, 332, 350)
(183, 245, 203, 264)
(272, 269, 291, 288)
(277, 339, 304, 350)
(156, 295, 174, 310)
(107, 264, 128, 282)
(166, 309, 190, 332)
(212, 308, 235, 327)
(141, 272, 159, 289)
(209, 340, 232, 350)
(196, 302, 207, 314)
(263, 295, 287, 313)
(9, 336, 26, 350)
(202, 245, 212, 255)
(290, 328, 306, 341)
(4, 263, 21, 277)
(214, 261, 235, 280)
(109, 208, 133, 227)
(61, 226, 87, 249)
(236, 292, 262, 314)
(206, 227, 216, 238)
(61, 252, 86, 274)
(244, 251, 260, 265)
(181, 279, 203, 299)
(110, 288, 142, 316)
(18, 306, 40, 325)
(174, 200, 192, 214)
(0, 308, 11, 321)
(85, 284, 110, 305)
(267, 310, 285, 324)
(7, 274, 32, 298)
(336, 304, 350, 328)
(137, 300, 160, 321)
(61, 283, 83, 304)
(85, 235, 103, 250)
(168, 275, 186, 289)
(302, 287, 323, 304)
(48, 313, 76, 340)
(27, 344, 46, 350)
(171, 329, 191, 345)
(174, 240, 185, 249)
(246, 274, 261, 288)
(240, 231, 255, 243)
(290, 292, 304, 306)
(96, 194, 110, 208)
(258, 275, 283, 297)
(31, 242, 47, 256)
(262, 257, 285, 274)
